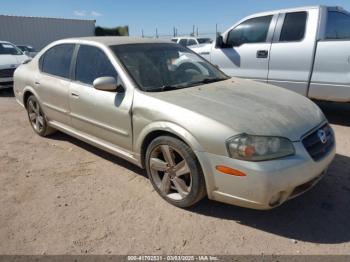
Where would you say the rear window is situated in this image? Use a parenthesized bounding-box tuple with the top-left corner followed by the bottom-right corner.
(279, 12, 307, 42)
(326, 11, 350, 39)
(197, 38, 212, 44)
(187, 39, 197, 46)
(178, 39, 187, 46)
(41, 44, 74, 78)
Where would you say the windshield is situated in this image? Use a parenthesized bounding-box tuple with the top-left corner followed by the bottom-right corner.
(18, 46, 36, 52)
(0, 43, 23, 55)
(197, 38, 212, 44)
(111, 43, 228, 92)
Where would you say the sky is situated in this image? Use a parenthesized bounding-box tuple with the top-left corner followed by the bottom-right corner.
(2, 0, 350, 37)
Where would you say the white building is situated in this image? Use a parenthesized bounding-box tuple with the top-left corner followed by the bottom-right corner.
(0, 15, 95, 50)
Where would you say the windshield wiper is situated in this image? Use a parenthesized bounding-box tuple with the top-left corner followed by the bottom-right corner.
(187, 77, 227, 87)
(161, 83, 191, 91)
(148, 78, 228, 92)
(161, 85, 180, 91)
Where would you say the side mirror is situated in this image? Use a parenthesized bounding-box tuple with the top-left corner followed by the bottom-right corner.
(23, 51, 29, 56)
(93, 76, 124, 92)
(215, 35, 224, 48)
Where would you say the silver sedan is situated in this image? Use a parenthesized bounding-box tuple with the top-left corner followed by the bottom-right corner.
(13, 37, 336, 209)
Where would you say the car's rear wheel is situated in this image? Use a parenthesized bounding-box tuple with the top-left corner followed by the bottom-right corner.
(145, 136, 206, 208)
(26, 95, 55, 136)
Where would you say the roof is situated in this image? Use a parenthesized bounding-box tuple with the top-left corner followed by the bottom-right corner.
(62, 36, 172, 46)
(246, 5, 342, 17)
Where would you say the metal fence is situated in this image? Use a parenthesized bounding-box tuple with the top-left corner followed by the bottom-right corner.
(139, 25, 221, 41)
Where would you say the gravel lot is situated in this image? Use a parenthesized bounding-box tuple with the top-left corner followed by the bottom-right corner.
(0, 89, 349, 255)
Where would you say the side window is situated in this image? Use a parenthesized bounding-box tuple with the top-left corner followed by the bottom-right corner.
(326, 11, 350, 39)
(75, 45, 118, 86)
(187, 39, 197, 46)
(227, 15, 272, 46)
(178, 39, 187, 47)
(41, 44, 74, 78)
(279, 12, 307, 42)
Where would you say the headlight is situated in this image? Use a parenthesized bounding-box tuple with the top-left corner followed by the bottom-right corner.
(226, 134, 295, 161)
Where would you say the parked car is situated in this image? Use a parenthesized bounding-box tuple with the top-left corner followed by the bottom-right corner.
(172, 37, 212, 47)
(0, 41, 30, 89)
(16, 45, 38, 58)
(14, 37, 335, 209)
(191, 6, 350, 103)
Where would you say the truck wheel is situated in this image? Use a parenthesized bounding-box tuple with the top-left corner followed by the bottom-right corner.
(145, 136, 206, 208)
(26, 95, 56, 137)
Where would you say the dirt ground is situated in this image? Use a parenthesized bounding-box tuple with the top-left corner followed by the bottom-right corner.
(0, 89, 349, 255)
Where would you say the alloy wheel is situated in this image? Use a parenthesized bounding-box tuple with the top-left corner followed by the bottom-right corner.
(149, 144, 192, 200)
(27, 98, 44, 133)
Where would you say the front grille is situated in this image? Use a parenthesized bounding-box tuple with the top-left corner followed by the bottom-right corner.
(0, 68, 16, 78)
(302, 123, 334, 161)
(0, 81, 13, 86)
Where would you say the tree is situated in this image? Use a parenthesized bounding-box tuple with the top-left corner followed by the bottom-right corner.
(95, 26, 129, 36)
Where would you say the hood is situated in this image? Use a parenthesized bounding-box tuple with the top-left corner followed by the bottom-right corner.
(189, 43, 211, 49)
(189, 43, 212, 53)
(149, 78, 325, 141)
(0, 54, 28, 69)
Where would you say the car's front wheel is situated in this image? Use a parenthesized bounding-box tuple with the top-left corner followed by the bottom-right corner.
(145, 136, 206, 208)
(26, 95, 55, 136)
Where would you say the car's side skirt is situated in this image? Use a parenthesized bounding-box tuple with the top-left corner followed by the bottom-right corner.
(48, 120, 142, 167)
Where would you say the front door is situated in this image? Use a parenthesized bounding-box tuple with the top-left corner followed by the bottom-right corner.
(69, 44, 133, 152)
(210, 15, 276, 82)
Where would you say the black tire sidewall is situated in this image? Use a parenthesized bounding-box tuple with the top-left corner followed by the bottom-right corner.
(26, 95, 48, 137)
(145, 136, 206, 208)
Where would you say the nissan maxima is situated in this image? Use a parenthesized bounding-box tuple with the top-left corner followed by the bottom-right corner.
(13, 37, 335, 209)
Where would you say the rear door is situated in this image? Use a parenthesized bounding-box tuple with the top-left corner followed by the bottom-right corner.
(37, 44, 75, 125)
(309, 9, 350, 102)
(69, 44, 133, 151)
(210, 14, 277, 82)
(268, 9, 318, 95)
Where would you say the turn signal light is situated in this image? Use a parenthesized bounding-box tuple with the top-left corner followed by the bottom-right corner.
(215, 165, 246, 177)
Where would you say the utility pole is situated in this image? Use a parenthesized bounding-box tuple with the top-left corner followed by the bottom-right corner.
(192, 25, 195, 36)
(196, 27, 199, 37)
(156, 28, 158, 38)
(215, 23, 218, 36)
(141, 29, 144, 38)
(173, 27, 176, 37)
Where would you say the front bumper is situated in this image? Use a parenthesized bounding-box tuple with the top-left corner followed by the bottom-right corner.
(196, 141, 336, 210)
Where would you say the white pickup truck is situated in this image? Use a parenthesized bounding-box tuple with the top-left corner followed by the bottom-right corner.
(191, 6, 350, 102)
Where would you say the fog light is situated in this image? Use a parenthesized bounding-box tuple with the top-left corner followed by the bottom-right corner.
(269, 192, 284, 207)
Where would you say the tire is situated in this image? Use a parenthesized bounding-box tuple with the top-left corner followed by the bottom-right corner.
(26, 95, 56, 137)
(145, 136, 206, 208)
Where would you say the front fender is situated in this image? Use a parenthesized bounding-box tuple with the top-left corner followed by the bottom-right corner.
(135, 121, 205, 155)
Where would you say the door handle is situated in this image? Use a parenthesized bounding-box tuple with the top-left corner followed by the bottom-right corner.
(71, 93, 79, 98)
(34, 81, 40, 85)
(256, 50, 268, 58)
